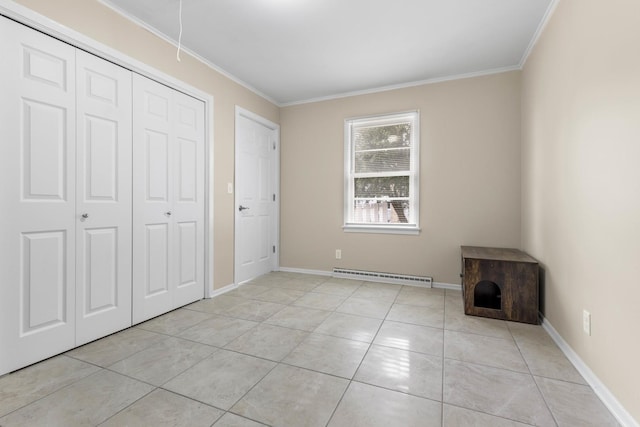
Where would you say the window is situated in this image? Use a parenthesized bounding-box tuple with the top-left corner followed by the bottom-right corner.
(344, 111, 420, 234)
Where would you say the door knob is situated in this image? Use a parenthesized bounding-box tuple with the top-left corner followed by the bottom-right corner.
(81, 213, 89, 219)
(166, 211, 172, 216)
(239, 205, 250, 211)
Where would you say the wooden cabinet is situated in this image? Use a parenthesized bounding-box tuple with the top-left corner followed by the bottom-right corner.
(461, 246, 539, 324)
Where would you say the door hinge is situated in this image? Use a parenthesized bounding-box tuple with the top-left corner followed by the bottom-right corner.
(273, 193, 276, 202)
(273, 141, 276, 150)
(273, 245, 276, 253)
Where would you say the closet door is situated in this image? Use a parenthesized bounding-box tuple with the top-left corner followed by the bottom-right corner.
(172, 91, 205, 307)
(75, 51, 133, 345)
(132, 75, 173, 322)
(0, 17, 77, 375)
(132, 74, 204, 323)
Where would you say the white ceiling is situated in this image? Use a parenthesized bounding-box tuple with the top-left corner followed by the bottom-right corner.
(101, 0, 554, 106)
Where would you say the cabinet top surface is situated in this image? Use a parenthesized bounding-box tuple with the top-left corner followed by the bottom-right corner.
(461, 246, 538, 263)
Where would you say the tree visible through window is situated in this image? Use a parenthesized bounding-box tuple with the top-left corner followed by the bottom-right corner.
(344, 111, 419, 232)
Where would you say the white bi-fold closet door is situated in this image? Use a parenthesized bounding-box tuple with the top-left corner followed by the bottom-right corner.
(132, 74, 205, 324)
(0, 18, 80, 374)
(75, 50, 134, 346)
(0, 16, 205, 375)
(0, 18, 133, 373)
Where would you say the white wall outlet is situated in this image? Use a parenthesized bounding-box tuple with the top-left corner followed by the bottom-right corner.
(227, 183, 233, 194)
(335, 249, 342, 260)
(583, 310, 591, 336)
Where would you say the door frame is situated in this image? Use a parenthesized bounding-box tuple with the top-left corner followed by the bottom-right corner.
(0, 1, 215, 298)
(234, 106, 280, 284)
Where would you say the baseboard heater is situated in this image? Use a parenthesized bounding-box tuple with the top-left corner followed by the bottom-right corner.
(332, 268, 433, 288)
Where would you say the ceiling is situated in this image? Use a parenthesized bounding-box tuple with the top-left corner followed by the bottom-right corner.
(101, 0, 554, 106)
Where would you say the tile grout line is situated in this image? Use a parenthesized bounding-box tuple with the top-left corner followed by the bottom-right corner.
(95, 386, 159, 426)
(209, 275, 335, 426)
(323, 283, 405, 427)
(507, 322, 560, 427)
(441, 290, 449, 426)
(0, 362, 106, 421)
(443, 290, 557, 426)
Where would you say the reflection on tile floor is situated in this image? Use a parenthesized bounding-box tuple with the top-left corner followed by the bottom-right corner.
(0, 272, 621, 427)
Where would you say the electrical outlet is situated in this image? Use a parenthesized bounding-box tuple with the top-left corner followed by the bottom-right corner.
(335, 249, 342, 260)
(583, 310, 591, 336)
(227, 183, 233, 194)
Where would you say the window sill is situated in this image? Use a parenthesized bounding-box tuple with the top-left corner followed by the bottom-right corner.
(343, 224, 421, 235)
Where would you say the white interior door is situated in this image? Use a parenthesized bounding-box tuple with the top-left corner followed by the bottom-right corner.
(172, 91, 205, 307)
(132, 74, 204, 323)
(133, 75, 173, 323)
(75, 51, 133, 345)
(235, 108, 279, 284)
(0, 17, 77, 374)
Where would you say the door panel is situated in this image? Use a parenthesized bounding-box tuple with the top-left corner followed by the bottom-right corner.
(177, 138, 197, 202)
(75, 50, 132, 345)
(0, 17, 76, 375)
(22, 101, 68, 200)
(133, 75, 174, 322)
(146, 130, 170, 201)
(21, 231, 68, 332)
(177, 221, 197, 286)
(86, 69, 118, 104)
(22, 46, 67, 88)
(235, 112, 277, 283)
(83, 228, 117, 313)
(146, 223, 170, 296)
(172, 93, 204, 306)
(85, 116, 118, 200)
(133, 74, 204, 323)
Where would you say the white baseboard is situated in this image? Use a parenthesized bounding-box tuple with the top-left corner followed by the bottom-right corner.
(433, 282, 462, 291)
(540, 314, 639, 427)
(278, 267, 332, 276)
(206, 283, 237, 298)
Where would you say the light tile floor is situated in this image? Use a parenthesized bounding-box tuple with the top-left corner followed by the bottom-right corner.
(0, 272, 621, 427)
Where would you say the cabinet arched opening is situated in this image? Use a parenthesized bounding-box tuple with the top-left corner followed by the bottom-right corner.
(473, 280, 502, 310)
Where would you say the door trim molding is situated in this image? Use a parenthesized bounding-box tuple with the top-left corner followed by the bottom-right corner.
(234, 106, 280, 285)
(0, 1, 215, 298)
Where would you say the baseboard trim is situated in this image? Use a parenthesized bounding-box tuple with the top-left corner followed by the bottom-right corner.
(433, 282, 462, 291)
(278, 267, 332, 276)
(539, 314, 638, 427)
(207, 283, 237, 298)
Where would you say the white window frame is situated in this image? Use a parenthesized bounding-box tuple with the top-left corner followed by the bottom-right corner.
(343, 110, 420, 235)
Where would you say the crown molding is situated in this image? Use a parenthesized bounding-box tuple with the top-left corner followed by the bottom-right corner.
(280, 66, 521, 107)
(98, 0, 280, 106)
(519, 0, 560, 68)
(101, 0, 548, 107)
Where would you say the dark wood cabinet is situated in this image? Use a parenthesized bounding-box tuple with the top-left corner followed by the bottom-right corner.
(460, 246, 539, 324)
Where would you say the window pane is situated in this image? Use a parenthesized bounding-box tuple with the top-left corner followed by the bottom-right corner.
(354, 148, 410, 173)
(353, 122, 412, 151)
(354, 176, 409, 198)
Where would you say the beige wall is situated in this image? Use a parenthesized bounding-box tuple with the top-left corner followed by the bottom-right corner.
(281, 72, 522, 283)
(13, 0, 280, 289)
(521, 0, 640, 421)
